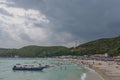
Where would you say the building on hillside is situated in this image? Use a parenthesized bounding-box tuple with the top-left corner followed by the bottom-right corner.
(93, 53, 108, 57)
(14, 55, 19, 58)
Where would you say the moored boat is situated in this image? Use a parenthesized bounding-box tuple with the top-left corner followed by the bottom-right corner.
(12, 64, 45, 71)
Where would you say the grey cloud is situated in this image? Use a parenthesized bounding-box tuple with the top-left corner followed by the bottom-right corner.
(0, 28, 16, 42)
(0, 0, 120, 48)
(19, 33, 34, 42)
(41, 0, 120, 40)
(12, 0, 44, 9)
(0, 8, 13, 16)
(33, 23, 43, 28)
(11, 0, 120, 42)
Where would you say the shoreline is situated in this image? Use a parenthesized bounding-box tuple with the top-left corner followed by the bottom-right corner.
(85, 68, 104, 80)
(81, 64, 105, 80)
(63, 58, 120, 80)
(56, 58, 106, 80)
(94, 68, 110, 80)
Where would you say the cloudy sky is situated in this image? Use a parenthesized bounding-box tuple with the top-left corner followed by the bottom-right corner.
(0, 0, 120, 48)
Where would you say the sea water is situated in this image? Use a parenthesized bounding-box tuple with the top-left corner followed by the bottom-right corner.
(0, 58, 85, 80)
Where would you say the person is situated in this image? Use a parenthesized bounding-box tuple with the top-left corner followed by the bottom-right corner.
(39, 64, 41, 67)
(13, 65, 16, 68)
(44, 65, 49, 68)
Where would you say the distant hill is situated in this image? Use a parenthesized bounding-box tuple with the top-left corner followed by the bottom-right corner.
(17, 46, 71, 57)
(0, 48, 17, 57)
(0, 46, 71, 57)
(72, 36, 120, 56)
(0, 36, 120, 57)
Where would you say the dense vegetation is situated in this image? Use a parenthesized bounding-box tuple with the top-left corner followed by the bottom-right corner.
(72, 36, 120, 56)
(0, 48, 17, 57)
(17, 46, 71, 57)
(0, 46, 71, 57)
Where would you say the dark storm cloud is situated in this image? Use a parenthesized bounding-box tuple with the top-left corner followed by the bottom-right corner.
(37, 0, 120, 40)
(1, 0, 120, 48)
(11, 0, 120, 42)
(12, 0, 44, 9)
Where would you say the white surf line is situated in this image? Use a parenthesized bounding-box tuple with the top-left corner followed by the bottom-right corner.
(81, 73, 86, 80)
(83, 65, 105, 80)
(92, 69, 105, 80)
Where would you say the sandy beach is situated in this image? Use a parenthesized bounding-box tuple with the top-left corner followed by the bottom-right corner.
(85, 69, 104, 80)
(93, 61, 120, 80)
(66, 58, 120, 80)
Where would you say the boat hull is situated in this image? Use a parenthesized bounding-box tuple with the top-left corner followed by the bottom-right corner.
(13, 67, 44, 71)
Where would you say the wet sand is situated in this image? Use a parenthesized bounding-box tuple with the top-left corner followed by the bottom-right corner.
(85, 69, 104, 80)
(94, 66, 120, 80)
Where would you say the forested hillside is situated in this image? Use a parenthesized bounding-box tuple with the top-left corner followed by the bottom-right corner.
(0, 46, 71, 57)
(17, 46, 71, 57)
(73, 36, 120, 56)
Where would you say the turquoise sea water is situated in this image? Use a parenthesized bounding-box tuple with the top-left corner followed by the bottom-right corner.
(0, 58, 85, 80)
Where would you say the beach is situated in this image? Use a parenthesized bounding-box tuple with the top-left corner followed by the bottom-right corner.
(85, 69, 104, 80)
(93, 61, 120, 80)
(65, 58, 120, 80)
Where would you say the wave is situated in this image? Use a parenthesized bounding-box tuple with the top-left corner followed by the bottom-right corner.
(81, 73, 86, 80)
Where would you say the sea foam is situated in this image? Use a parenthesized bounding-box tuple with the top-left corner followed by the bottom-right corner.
(81, 73, 86, 80)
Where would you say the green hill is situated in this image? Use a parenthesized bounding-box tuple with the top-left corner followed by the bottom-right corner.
(0, 48, 17, 57)
(73, 36, 120, 56)
(17, 46, 71, 57)
(0, 46, 71, 57)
